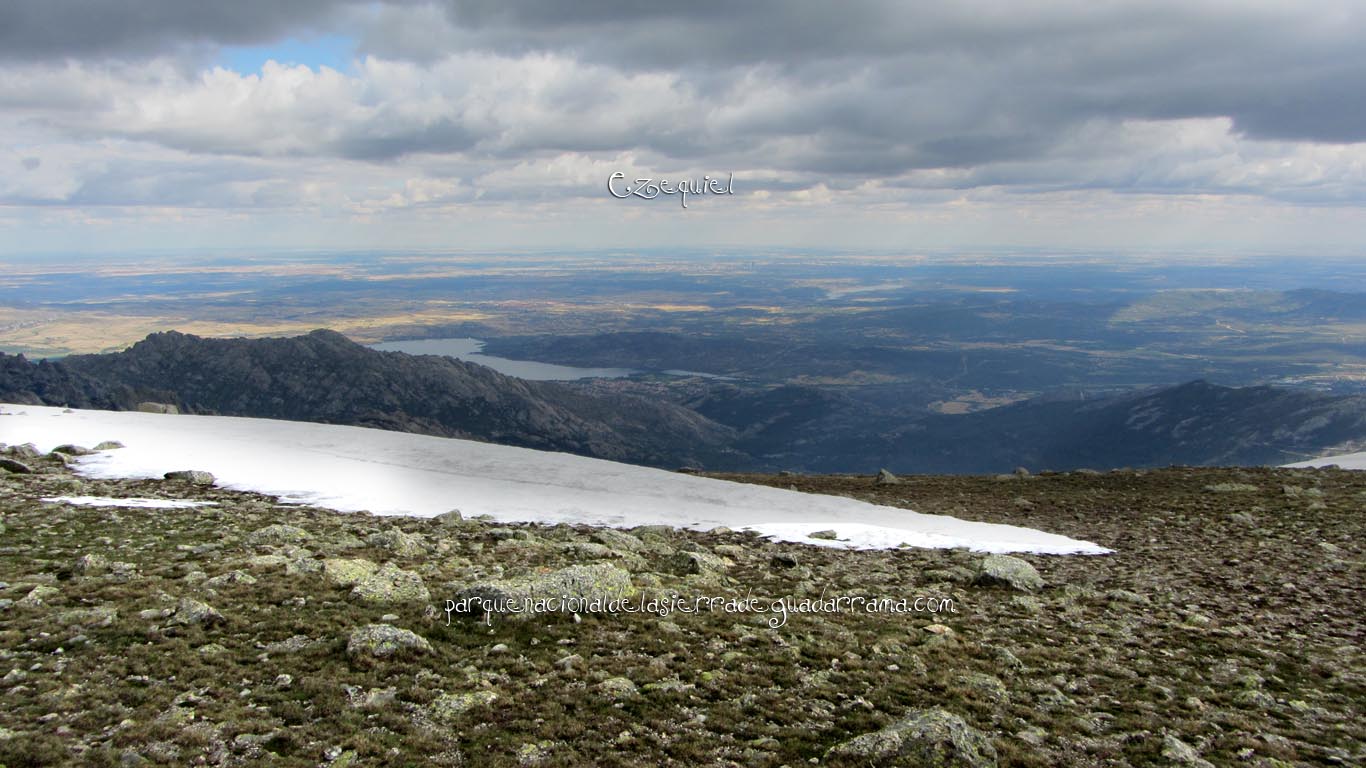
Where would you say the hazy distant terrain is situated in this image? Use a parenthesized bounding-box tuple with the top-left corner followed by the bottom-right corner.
(5, 250, 1365, 472)
(5, 331, 1365, 474)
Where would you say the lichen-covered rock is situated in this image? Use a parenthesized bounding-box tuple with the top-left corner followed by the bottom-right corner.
(1161, 734, 1214, 767)
(454, 563, 635, 616)
(247, 523, 311, 545)
(346, 624, 431, 658)
(94, 440, 125, 451)
(17, 584, 60, 608)
(57, 604, 119, 627)
(74, 552, 109, 575)
(974, 554, 1044, 592)
(322, 557, 379, 586)
(668, 549, 727, 576)
(163, 470, 215, 485)
(245, 554, 291, 569)
(202, 570, 258, 589)
(367, 528, 426, 557)
(168, 597, 225, 626)
(429, 690, 498, 720)
(137, 402, 179, 414)
(4, 443, 42, 459)
(876, 468, 901, 485)
(809, 529, 839, 540)
(596, 677, 639, 699)
(350, 562, 430, 603)
(590, 528, 646, 553)
(52, 444, 92, 456)
(825, 708, 997, 767)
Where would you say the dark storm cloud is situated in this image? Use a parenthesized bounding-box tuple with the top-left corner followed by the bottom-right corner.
(2, 1, 1363, 207)
(425, 1, 1366, 146)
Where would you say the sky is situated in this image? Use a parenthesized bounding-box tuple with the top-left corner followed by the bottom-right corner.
(2, 1, 1365, 254)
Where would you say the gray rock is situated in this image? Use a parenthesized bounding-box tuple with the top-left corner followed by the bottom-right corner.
(5, 443, 41, 459)
(322, 558, 379, 586)
(668, 549, 727, 576)
(163, 470, 215, 485)
(57, 605, 119, 627)
(974, 554, 1044, 592)
(17, 584, 60, 608)
(428, 690, 497, 720)
(876, 468, 901, 485)
(808, 529, 839, 541)
(367, 529, 426, 557)
(590, 528, 646, 553)
(433, 510, 464, 527)
(52, 444, 92, 456)
(74, 553, 109, 575)
(825, 708, 997, 767)
(455, 563, 635, 615)
(1160, 734, 1214, 767)
(94, 441, 125, 451)
(137, 402, 179, 415)
(168, 597, 225, 626)
(247, 523, 311, 545)
(0, 458, 34, 474)
(344, 685, 397, 710)
(596, 677, 639, 699)
(346, 624, 432, 658)
(350, 563, 430, 604)
(202, 570, 258, 589)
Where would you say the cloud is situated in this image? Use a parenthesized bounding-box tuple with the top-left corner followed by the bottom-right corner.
(0, 1, 361, 61)
(0, 1, 1363, 251)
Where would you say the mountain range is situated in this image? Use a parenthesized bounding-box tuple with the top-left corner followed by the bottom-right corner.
(3, 330, 1364, 473)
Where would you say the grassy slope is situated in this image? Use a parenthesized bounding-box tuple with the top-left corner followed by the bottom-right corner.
(0, 452, 1362, 767)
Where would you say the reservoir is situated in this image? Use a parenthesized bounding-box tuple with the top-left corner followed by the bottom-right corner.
(371, 338, 637, 381)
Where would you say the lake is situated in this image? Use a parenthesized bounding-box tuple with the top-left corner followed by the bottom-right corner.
(370, 338, 638, 381)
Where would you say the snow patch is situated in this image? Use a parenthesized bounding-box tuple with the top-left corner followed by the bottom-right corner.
(43, 496, 219, 510)
(1, 404, 1111, 555)
(1284, 452, 1366, 470)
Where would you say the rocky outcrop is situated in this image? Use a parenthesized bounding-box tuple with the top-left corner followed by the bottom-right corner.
(346, 624, 432, 658)
(974, 554, 1044, 592)
(825, 708, 997, 767)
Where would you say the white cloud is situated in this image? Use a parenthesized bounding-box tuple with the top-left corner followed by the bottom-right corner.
(0, 1, 1364, 251)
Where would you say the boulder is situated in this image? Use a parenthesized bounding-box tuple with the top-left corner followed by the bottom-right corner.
(367, 528, 426, 557)
(247, 523, 311, 545)
(825, 708, 997, 767)
(202, 570, 258, 589)
(668, 549, 727, 576)
(433, 510, 464, 527)
(346, 624, 432, 658)
(0, 458, 34, 474)
(137, 402, 179, 415)
(322, 558, 379, 587)
(428, 691, 498, 720)
(163, 470, 215, 485)
(168, 597, 225, 626)
(351, 563, 430, 603)
(17, 585, 60, 608)
(74, 553, 109, 575)
(875, 468, 902, 485)
(590, 528, 646, 553)
(974, 554, 1044, 592)
(596, 677, 639, 699)
(454, 563, 635, 616)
